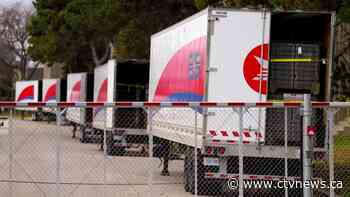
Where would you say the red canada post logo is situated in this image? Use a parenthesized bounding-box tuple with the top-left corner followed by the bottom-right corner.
(243, 44, 269, 95)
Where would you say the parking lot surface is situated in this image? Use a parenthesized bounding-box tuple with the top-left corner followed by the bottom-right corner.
(0, 119, 197, 197)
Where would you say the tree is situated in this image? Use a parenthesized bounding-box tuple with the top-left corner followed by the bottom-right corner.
(0, 3, 37, 99)
(28, 0, 132, 72)
(194, 0, 337, 9)
(0, 3, 35, 81)
(115, 0, 197, 59)
(28, 0, 198, 72)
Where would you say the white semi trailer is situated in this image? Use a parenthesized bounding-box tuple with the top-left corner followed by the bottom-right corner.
(92, 59, 149, 155)
(15, 80, 42, 120)
(149, 8, 335, 195)
(41, 78, 66, 121)
(66, 72, 94, 140)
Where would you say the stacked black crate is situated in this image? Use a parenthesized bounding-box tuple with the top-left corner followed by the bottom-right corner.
(266, 43, 322, 146)
(265, 94, 303, 146)
(268, 43, 295, 93)
(293, 44, 320, 95)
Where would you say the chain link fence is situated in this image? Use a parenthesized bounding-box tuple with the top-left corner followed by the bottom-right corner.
(0, 101, 349, 196)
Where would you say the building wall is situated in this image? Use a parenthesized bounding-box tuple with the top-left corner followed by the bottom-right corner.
(42, 63, 65, 79)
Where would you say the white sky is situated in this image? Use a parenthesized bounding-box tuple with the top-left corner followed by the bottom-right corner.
(0, 0, 33, 7)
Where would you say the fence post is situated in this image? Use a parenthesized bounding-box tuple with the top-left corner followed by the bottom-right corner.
(327, 109, 335, 197)
(55, 107, 62, 197)
(147, 107, 154, 197)
(8, 109, 13, 197)
(103, 108, 107, 197)
(238, 107, 244, 197)
(303, 94, 313, 197)
(194, 110, 198, 196)
(284, 108, 288, 197)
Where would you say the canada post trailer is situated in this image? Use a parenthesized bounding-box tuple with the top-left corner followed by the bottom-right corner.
(41, 78, 67, 122)
(15, 80, 42, 121)
(92, 59, 149, 155)
(66, 72, 94, 139)
(149, 8, 335, 195)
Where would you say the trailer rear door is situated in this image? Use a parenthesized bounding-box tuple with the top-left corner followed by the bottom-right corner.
(206, 9, 271, 143)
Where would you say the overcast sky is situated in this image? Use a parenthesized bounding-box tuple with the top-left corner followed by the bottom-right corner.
(0, 0, 33, 7)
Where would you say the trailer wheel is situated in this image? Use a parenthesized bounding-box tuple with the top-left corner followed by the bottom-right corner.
(105, 131, 111, 155)
(80, 128, 87, 143)
(114, 148, 126, 156)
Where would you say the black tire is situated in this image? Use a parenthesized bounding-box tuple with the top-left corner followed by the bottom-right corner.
(80, 129, 87, 143)
(187, 148, 222, 196)
(114, 147, 126, 156)
(106, 133, 113, 155)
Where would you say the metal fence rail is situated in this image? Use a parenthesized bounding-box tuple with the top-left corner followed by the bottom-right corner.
(0, 100, 348, 197)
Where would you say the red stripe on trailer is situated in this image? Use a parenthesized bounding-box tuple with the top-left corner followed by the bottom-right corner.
(255, 132, 263, 138)
(115, 102, 133, 107)
(0, 102, 16, 107)
(87, 102, 104, 107)
(28, 102, 45, 107)
(171, 102, 190, 107)
(211, 139, 221, 143)
(144, 102, 161, 107)
(58, 102, 75, 107)
(206, 172, 214, 177)
(312, 102, 329, 107)
(265, 176, 273, 180)
(227, 140, 236, 144)
(200, 102, 217, 107)
(243, 131, 251, 138)
(209, 130, 217, 136)
(283, 102, 301, 107)
(249, 175, 258, 180)
(228, 102, 245, 107)
(256, 102, 273, 107)
(220, 130, 228, 136)
(243, 141, 250, 144)
(232, 131, 239, 137)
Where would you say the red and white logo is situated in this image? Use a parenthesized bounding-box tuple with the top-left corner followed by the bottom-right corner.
(243, 44, 269, 95)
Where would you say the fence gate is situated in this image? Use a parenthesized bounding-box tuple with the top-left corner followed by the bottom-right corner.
(0, 101, 348, 197)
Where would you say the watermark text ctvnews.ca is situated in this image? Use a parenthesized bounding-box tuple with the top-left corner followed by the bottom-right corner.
(227, 178, 343, 190)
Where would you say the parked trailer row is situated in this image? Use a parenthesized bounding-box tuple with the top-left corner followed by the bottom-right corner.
(14, 7, 335, 196)
(15, 60, 149, 154)
(149, 8, 335, 195)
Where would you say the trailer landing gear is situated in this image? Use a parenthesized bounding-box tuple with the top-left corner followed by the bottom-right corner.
(160, 140, 170, 176)
(72, 124, 77, 138)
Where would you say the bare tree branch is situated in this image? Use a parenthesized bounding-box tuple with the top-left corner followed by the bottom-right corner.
(89, 39, 111, 67)
(0, 3, 33, 81)
(27, 62, 40, 80)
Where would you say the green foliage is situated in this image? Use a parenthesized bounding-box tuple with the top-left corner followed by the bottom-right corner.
(195, 0, 221, 9)
(339, 0, 350, 23)
(195, 0, 331, 10)
(28, 0, 129, 72)
(116, 19, 148, 59)
(28, 0, 197, 72)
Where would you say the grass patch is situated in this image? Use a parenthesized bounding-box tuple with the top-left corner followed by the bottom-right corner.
(334, 134, 350, 196)
(335, 134, 350, 150)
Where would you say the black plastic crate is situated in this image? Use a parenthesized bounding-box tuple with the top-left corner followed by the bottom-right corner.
(269, 43, 321, 95)
(265, 107, 325, 147)
(294, 43, 320, 58)
(265, 108, 302, 146)
(271, 43, 320, 59)
(270, 43, 296, 58)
